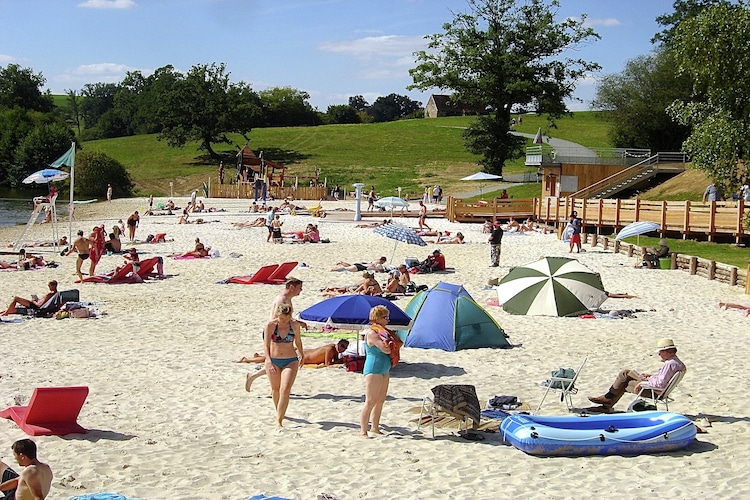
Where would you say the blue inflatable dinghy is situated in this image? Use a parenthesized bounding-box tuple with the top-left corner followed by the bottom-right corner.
(500, 411, 696, 456)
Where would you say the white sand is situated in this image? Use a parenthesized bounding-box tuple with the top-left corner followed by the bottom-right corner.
(1, 197, 749, 500)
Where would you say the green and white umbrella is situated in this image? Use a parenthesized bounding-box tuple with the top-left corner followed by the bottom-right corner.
(495, 257, 607, 317)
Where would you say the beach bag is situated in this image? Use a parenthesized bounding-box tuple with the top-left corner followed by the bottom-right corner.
(548, 368, 576, 389)
(343, 355, 366, 373)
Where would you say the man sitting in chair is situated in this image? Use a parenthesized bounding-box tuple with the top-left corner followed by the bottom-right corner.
(588, 338, 685, 409)
(1, 280, 58, 316)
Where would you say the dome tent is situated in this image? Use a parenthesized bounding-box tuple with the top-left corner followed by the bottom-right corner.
(399, 282, 509, 351)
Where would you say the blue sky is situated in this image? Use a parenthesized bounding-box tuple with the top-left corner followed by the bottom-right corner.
(0, 0, 669, 111)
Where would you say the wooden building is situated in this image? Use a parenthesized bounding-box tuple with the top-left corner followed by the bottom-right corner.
(424, 94, 487, 118)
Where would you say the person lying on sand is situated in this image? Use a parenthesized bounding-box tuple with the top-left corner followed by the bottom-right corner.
(605, 292, 639, 299)
(330, 257, 386, 272)
(232, 218, 266, 228)
(237, 340, 349, 366)
(169, 238, 209, 258)
(427, 232, 464, 244)
(719, 302, 750, 316)
(355, 220, 390, 228)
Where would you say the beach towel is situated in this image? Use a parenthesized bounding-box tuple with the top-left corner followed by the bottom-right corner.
(431, 384, 481, 427)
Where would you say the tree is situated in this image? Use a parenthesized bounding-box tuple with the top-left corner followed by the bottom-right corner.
(75, 150, 134, 198)
(348, 95, 369, 112)
(11, 124, 74, 187)
(0, 64, 54, 113)
(157, 63, 263, 158)
(325, 104, 361, 124)
(259, 87, 319, 127)
(652, 0, 730, 46)
(409, 0, 600, 175)
(368, 94, 421, 122)
(80, 82, 120, 137)
(592, 49, 691, 151)
(667, 1, 750, 190)
(65, 89, 83, 137)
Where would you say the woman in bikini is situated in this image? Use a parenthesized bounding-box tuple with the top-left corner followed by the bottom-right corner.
(263, 303, 304, 428)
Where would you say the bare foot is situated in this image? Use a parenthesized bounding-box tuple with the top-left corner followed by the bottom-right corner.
(245, 373, 253, 392)
(719, 302, 727, 309)
(369, 429, 384, 436)
(360, 432, 370, 439)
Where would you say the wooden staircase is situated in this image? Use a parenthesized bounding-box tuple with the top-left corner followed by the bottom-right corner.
(570, 152, 688, 200)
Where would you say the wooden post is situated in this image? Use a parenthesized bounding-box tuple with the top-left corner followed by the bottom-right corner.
(627, 244, 634, 258)
(614, 240, 620, 254)
(746, 261, 750, 295)
(689, 256, 697, 275)
(683, 201, 691, 240)
(670, 252, 677, 270)
(708, 261, 716, 280)
(730, 267, 738, 287)
(592, 233, 598, 247)
(603, 237, 609, 251)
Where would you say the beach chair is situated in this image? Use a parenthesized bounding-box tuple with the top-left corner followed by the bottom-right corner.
(12, 289, 79, 317)
(79, 263, 133, 284)
(537, 357, 587, 413)
(417, 384, 481, 438)
(227, 264, 279, 285)
(633, 369, 685, 411)
(0, 386, 89, 436)
(263, 261, 298, 284)
(135, 256, 162, 279)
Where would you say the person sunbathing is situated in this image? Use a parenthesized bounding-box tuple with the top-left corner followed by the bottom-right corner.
(355, 220, 390, 228)
(16, 249, 45, 270)
(170, 238, 209, 258)
(236, 340, 349, 366)
(503, 217, 522, 231)
(330, 257, 387, 272)
(427, 232, 464, 244)
(385, 265, 410, 293)
(2, 280, 58, 316)
(232, 218, 266, 228)
(354, 273, 382, 295)
(719, 302, 750, 316)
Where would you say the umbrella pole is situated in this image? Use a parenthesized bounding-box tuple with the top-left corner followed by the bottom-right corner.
(390, 240, 398, 264)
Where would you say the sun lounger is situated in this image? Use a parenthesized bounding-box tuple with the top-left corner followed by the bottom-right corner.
(79, 263, 133, 283)
(264, 261, 298, 284)
(135, 256, 162, 279)
(12, 289, 79, 317)
(0, 386, 89, 436)
(225, 264, 279, 285)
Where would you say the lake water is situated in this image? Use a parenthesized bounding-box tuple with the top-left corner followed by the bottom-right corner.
(0, 187, 62, 228)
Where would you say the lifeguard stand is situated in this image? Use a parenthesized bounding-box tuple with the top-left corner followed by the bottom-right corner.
(14, 192, 60, 250)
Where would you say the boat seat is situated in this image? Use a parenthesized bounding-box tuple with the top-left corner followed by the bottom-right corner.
(537, 357, 587, 413)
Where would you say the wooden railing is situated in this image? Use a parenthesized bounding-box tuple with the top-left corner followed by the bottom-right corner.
(445, 196, 536, 222)
(536, 197, 749, 243)
(210, 184, 327, 201)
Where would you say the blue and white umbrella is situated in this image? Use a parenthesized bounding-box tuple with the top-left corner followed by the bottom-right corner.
(299, 294, 412, 330)
(373, 196, 409, 217)
(615, 221, 660, 244)
(374, 223, 426, 262)
(22, 168, 69, 184)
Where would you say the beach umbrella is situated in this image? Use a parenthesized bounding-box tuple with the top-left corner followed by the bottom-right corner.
(374, 196, 409, 218)
(373, 223, 426, 262)
(460, 171, 503, 197)
(495, 256, 607, 317)
(533, 127, 544, 144)
(22, 168, 69, 184)
(299, 294, 412, 330)
(615, 221, 660, 243)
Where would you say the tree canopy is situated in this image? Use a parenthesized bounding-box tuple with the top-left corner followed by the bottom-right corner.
(409, 0, 600, 175)
(667, 1, 750, 189)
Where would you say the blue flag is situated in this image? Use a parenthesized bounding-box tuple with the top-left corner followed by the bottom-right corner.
(51, 143, 75, 168)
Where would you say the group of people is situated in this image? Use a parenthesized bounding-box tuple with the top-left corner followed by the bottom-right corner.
(0, 249, 46, 271)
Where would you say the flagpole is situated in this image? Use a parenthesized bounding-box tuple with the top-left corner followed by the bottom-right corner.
(68, 142, 75, 247)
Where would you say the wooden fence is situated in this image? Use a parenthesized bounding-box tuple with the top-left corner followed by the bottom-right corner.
(445, 196, 536, 222)
(536, 197, 749, 243)
(210, 183, 327, 201)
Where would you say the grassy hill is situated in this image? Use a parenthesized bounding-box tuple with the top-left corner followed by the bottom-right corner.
(82, 112, 612, 198)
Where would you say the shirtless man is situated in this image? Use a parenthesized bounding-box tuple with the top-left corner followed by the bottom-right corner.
(246, 278, 306, 391)
(385, 264, 411, 294)
(238, 339, 349, 366)
(66, 230, 91, 281)
(2, 280, 57, 316)
(0, 439, 53, 499)
(330, 257, 386, 272)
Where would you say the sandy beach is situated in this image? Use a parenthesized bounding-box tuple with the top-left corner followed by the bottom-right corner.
(1, 197, 749, 500)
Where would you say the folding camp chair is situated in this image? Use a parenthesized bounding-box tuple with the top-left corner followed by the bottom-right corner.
(417, 384, 481, 438)
(632, 369, 685, 411)
(537, 357, 587, 413)
(0, 386, 88, 436)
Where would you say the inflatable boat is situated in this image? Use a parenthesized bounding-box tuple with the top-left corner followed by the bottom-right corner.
(500, 411, 696, 456)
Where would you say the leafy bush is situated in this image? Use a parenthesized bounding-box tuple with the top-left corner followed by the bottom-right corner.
(75, 150, 133, 198)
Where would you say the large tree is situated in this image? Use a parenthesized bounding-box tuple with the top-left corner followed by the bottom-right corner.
(409, 0, 599, 175)
(259, 87, 318, 127)
(156, 63, 263, 158)
(652, 0, 730, 46)
(592, 49, 691, 151)
(0, 64, 54, 113)
(667, 1, 750, 189)
(368, 94, 421, 122)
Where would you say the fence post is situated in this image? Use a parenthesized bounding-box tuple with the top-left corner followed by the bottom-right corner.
(746, 261, 750, 295)
(708, 261, 716, 280)
(689, 256, 697, 275)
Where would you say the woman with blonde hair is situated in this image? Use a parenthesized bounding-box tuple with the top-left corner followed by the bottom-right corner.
(360, 305, 402, 437)
(264, 303, 303, 427)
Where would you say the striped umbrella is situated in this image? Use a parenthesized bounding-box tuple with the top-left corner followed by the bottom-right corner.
(615, 221, 660, 247)
(374, 223, 426, 262)
(495, 257, 607, 317)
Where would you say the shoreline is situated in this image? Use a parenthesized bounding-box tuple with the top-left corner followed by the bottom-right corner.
(1, 197, 749, 499)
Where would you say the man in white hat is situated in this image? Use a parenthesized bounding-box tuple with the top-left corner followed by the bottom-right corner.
(588, 338, 685, 409)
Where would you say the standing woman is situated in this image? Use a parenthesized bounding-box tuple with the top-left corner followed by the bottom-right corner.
(127, 210, 140, 241)
(360, 305, 402, 438)
(264, 303, 303, 428)
(88, 225, 106, 277)
(367, 186, 376, 212)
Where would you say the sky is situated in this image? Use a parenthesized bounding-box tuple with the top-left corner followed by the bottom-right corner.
(0, 0, 671, 112)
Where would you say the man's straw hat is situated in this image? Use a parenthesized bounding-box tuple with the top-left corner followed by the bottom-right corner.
(656, 338, 677, 352)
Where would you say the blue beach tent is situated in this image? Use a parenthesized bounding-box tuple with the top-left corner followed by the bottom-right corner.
(400, 282, 509, 351)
